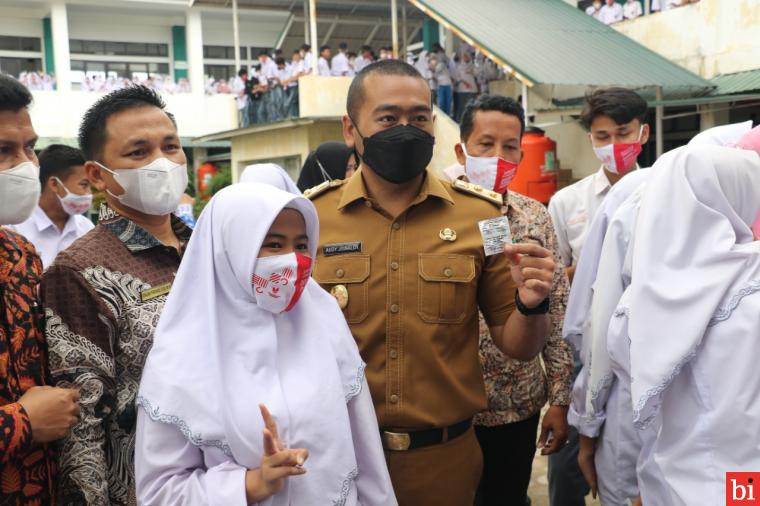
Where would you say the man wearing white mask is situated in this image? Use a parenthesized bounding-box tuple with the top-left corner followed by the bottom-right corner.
(40, 86, 192, 506)
(547, 87, 648, 506)
(443, 95, 573, 506)
(10, 144, 94, 268)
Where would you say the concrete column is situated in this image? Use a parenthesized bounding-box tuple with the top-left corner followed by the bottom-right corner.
(391, 0, 399, 58)
(186, 9, 204, 95)
(50, 1, 71, 92)
(232, 0, 241, 73)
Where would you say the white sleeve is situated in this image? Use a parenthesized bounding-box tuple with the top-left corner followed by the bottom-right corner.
(548, 197, 573, 267)
(135, 407, 248, 506)
(349, 378, 398, 506)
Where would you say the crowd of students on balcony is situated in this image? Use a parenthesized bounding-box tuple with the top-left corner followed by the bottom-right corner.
(584, 0, 701, 24)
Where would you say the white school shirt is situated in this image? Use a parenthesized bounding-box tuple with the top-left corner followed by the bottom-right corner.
(623, 1, 643, 19)
(259, 58, 278, 84)
(599, 2, 624, 23)
(331, 52, 351, 76)
(231, 76, 247, 110)
(318, 56, 332, 76)
(9, 206, 94, 268)
(548, 167, 613, 267)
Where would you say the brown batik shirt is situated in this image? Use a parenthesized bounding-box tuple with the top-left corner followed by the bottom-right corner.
(40, 204, 191, 506)
(474, 191, 573, 427)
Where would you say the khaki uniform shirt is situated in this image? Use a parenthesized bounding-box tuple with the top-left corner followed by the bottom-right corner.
(309, 170, 516, 429)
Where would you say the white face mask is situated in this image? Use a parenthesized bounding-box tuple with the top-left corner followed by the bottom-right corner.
(96, 158, 188, 216)
(591, 125, 644, 175)
(54, 177, 93, 216)
(461, 143, 519, 194)
(0, 161, 41, 225)
(252, 252, 312, 314)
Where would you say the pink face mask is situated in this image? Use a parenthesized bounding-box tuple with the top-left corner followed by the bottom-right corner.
(591, 125, 644, 175)
(252, 252, 312, 313)
(461, 143, 519, 194)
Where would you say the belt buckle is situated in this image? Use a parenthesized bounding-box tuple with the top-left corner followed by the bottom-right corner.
(382, 431, 411, 451)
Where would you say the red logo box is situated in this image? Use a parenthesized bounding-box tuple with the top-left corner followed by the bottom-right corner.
(727, 473, 760, 505)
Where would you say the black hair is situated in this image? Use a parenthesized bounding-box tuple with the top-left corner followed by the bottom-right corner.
(78, 85, 176, 161)
(460, 94, 525, 142)
(301, 43, 311, 51)
(238, 67, 248, 77)
(361, 45, 372, 53)
(347, 51, 357, 59)
(275, 56, 286, 66)
(38, 144, 86, 185)
(274, 49, 283, 56)
(319, 45, 331, 53)
(0, 73, 32, 112)
(579, 87, 648, 131)
(346, 59, 427, 121)
(259, 49, 269, 57)
(292, 49, 301, 55)
(339, 42, 348, 50)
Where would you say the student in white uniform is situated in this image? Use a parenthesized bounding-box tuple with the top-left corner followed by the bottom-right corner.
(599, 0, 624, 24)
(10, 144, 93, 268)
(135, 182, 396, 506)
(317, 45, 332, 76)
(624, 145, 760, 506)
(331, 42, 352, 77)
(623, 0, 643, 19)
(547, 87, 648, 506)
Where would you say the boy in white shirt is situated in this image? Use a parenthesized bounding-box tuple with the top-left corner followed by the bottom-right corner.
(10, 144, 94, 268)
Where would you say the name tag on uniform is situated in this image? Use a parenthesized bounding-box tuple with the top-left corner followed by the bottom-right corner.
(323, 241, 362, 256)
(478, 217, 512, 256)
(140, 282, 172, 302)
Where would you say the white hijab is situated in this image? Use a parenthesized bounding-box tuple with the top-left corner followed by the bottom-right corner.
(585, 183, 646, 416)
(563, 169, 650, 351)
(687, 120, 753, 147)
(628, 145, 760, 428)
(137, 183, 366, 504)
(240, 163, 301, 195)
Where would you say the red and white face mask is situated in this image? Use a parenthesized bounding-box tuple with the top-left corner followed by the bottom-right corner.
(591, 125, 644, 175)
(461, 143, 518, 194)
(252, 252, 312, 314)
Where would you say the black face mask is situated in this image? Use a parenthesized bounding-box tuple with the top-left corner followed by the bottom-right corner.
(353, 123, 435, 184)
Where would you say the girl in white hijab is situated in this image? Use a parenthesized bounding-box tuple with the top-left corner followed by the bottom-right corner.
(239, 163, 301, 194)
(135, 183, 396, 505)
(627, 145, 760, 505)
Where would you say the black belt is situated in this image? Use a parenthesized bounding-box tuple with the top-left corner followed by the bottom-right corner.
(381, 418, 472, 451)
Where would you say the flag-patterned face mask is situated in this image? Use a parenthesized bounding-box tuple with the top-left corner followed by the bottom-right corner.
(252, 252, 313, 313)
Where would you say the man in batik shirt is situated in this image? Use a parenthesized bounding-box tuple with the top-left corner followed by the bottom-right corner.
(446, 94, 573, 506)
(41, 86, 191, 505)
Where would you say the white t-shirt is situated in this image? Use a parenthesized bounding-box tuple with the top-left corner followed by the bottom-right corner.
(259, 58, 278, 83)
(599, 2, 624, 24)
(455, 62, 477, 93)
(330, 52, 352, 76)
(548, 167, 612, 267)
(9, 206, 94, 268)
(232, 76, 248, 110)
(623, 0, 643, 18)
(317, 56, 331, 76)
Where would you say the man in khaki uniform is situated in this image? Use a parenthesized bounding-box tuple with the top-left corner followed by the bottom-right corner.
(308, 60, 555, 506)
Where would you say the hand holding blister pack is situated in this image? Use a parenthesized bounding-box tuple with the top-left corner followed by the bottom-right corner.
(478, 216, 512, 256)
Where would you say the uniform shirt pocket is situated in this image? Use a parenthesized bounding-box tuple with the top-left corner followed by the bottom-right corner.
(417, 254, 476, 324)
(313, 254, 371, 324)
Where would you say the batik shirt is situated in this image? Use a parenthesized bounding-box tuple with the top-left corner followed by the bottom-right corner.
(0, 228, 57, 505)
(41, 204, 191, 506)
(474, 192, 573, 426)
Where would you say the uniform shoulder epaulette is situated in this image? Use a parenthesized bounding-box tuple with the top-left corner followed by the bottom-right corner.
(303, 179, 345, 200)
(450, 179, 503, 207)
